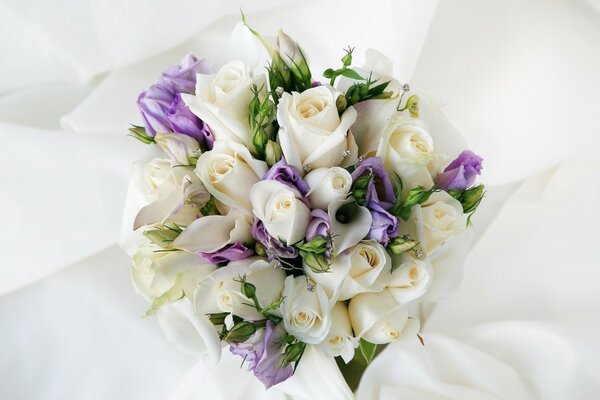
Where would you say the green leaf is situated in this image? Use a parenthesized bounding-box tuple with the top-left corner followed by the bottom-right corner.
(339, 68, 364, 80)
(359, 339, 377, 364)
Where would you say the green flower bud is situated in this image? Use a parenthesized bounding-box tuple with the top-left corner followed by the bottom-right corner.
(265, 140, 283, 167)
(208, 312, 229, 326)
(253, 126, 269, 156)
(336, 94, 347, 114)
(283, 342, 305, 364)
(341, 48, 353, 67)
(461, 184, 485, 213)
(143, 226, 180, 249)
(301, 252, 330, 273)
(128, 125, 155, 144)
(241, 281, 257, 299)
(225, 322, 257, 343)
(388, 235, 418, 255)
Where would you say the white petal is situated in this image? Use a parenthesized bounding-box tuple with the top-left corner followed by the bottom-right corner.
(157, 298, 222, 368)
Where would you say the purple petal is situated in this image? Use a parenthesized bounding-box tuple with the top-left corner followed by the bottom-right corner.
(200, 242, 254, 265)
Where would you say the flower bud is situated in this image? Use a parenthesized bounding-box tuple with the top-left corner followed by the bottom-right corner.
(265, 140, 283, 167)
(225, 322, 257, 343)
(143, 225, 180, 249)
(301, 252, 330, 273)
(336, 94, 347, 114)
(241, 281, 257, 300)
(155, 132, 200, 165)
(129, 125, 155, 144)
(208, 312, 229, 326)
(388, 235, 418, 255)
(283, 342, 305, 364)
(461, 184, 485, 213)
(252, 127, 269, 156)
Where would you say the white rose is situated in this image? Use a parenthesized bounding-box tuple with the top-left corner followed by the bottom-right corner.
(250, 180, 311, 245)
(141, 158, 172, 202)
(195, 257, 285, 322)
(277, 85, 358, 171)
(154, 132, 200, 165)
(318, 302, 358, 363)
(133, 166, 209, 229)
(196, 141, 267, 213)
(131, 243, 216, 305)
(387, 255, 433, 304)
(411, 191, 468, 255)
(182, 60, 265, 150)
(304, 167, 352, 210)
(172, 209, 252, 253)
(157, 298, 222, 367)
(280, 275, 332, 344)
(376, 115, 437, 191)
(306, 241, 391, 302)
(348, 289, 414, 345)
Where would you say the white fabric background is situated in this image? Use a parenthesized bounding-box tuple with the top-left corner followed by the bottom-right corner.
(1, 0, 599, 399)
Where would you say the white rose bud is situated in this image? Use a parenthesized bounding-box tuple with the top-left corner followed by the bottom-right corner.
(387, 256, 432, 303)
(196, 141, 268, 213)
(281, 276, 332, 344)
(195, 257, 286, 322)
(304, 167, 352, 210)
(154, 132, 200, 166)
(277, 85, 358, 171)
(251, 180, 311, 245)
(348, 289, 411, 345)
(376, 115, 436, 191)
(182, 60, 265, 150)
(318, 302, 358, 363)
(412, 191, 467, 255)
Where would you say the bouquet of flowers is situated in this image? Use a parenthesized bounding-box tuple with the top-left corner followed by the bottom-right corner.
(122, 18, 484, 393)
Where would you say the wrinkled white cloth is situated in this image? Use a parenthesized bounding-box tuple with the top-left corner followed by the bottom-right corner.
(1, 0, 600, 399)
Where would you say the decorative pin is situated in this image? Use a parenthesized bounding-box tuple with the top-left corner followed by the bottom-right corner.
(342, 149, 351, 158)
(303, 164, 312, 173)
(275, 87, 284, 97)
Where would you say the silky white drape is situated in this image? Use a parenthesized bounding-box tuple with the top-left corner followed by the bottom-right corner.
(1, 0, 599, 399)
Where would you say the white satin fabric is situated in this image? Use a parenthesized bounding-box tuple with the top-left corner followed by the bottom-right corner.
(1, 1, 599, 399)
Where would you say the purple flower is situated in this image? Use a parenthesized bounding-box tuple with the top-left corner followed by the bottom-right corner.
(252, 219, 298, 259)
(199, 242, 253, 265)
(137, 54, 213, 148)
(230, 321, 294, 389)
(435, 150, 483, 190)
(263, 158, 310, 197)
(351, 157, 396, 210)
(306, 209, 330, 241)
(159, 54, 210, 94)
(367, 202, 398, 245)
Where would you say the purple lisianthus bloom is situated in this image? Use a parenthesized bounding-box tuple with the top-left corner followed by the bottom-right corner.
(137, 54, 213, 148)
(435, 150, 483, 190)
(199, 242, 253, 265)
(351, 157, 396, 210)
(367, 202, 398, 245)
(306, 209, 330, 241)
(231, 321, 294, 389)
(252, 219, 298, 259)
(263, 158, 310, 197)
